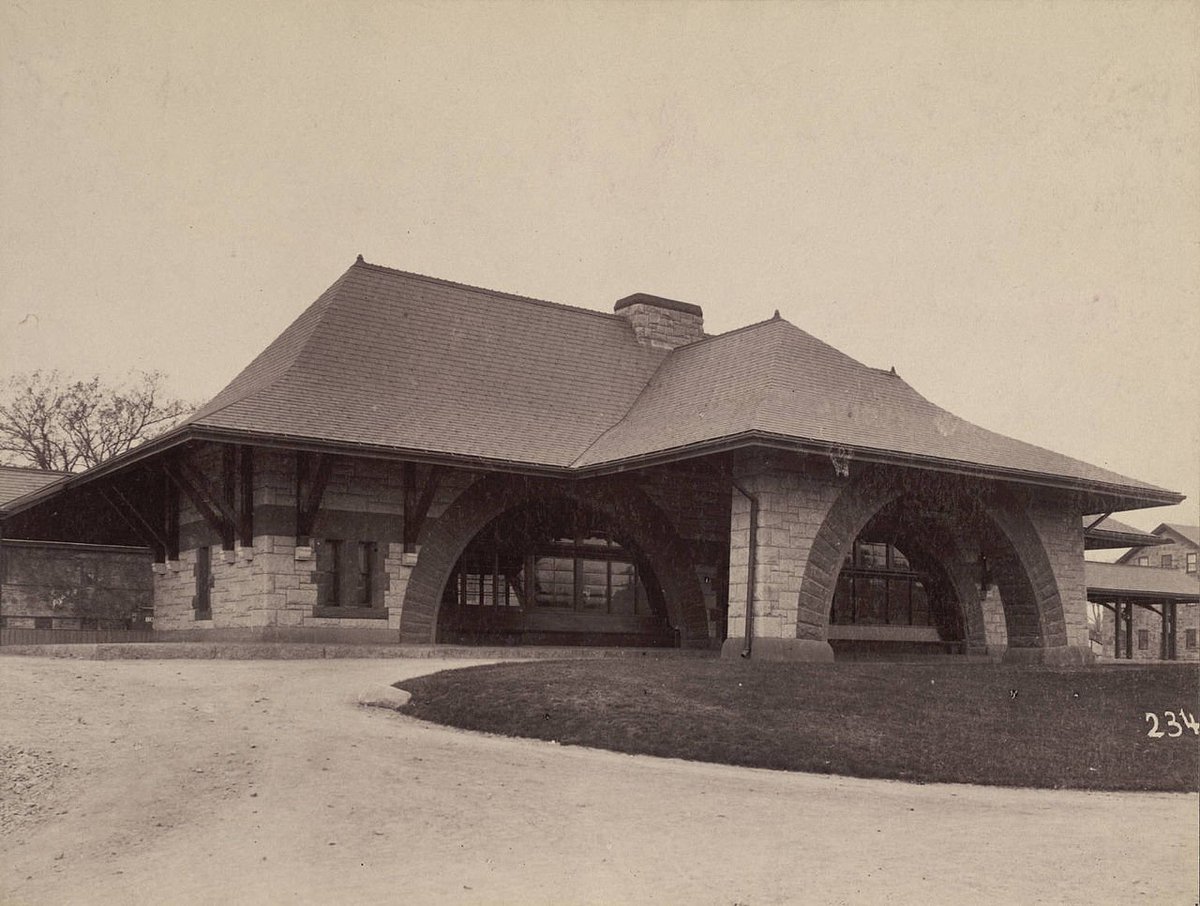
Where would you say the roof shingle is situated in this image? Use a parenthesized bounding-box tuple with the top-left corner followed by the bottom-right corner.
(180, 259, 1175, 500)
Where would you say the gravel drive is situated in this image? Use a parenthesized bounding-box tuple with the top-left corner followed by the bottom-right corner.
(1, 655, 1196, 905)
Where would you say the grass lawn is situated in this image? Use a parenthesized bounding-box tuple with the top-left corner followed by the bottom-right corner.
(397, 659, 1200, 791)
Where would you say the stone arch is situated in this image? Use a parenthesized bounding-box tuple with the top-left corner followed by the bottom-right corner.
(981, 502, 1079, 660)
(795, 467, 1082, 661)
(398, 473, 710, 646)
(880, 523, 987, 654)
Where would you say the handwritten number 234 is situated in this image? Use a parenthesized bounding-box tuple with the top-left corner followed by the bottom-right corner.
(1145, 710, 1200, 738)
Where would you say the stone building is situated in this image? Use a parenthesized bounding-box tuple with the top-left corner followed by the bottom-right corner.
(0, 465, 152, 636)
(0, 258, 1186, 661)
(1085, 520, 1200, 661)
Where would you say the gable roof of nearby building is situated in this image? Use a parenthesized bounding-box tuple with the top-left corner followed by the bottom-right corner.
(0, 465, 68, 513)
(1155, 524, 1199, 547)
(1114, 523, 1200, 563)
(0, 258, 1184, 517)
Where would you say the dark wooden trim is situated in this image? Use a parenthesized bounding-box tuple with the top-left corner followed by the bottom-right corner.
(404, 464, 442, 552)
(221, 445, 237, 550)
(164, 472, 180, 561)
(164, 456, 238, 546)
(296, 452, 334, 546)
(99, 484, 168, 562)
(238, 445, 254, 547)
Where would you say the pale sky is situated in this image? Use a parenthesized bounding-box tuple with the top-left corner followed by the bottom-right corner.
(2, 0, 1197, 531)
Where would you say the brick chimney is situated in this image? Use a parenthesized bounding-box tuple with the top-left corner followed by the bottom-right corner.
(614, 293, 705, 350)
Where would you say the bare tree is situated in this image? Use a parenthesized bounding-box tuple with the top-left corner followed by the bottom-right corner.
(0, 371, 194, 472)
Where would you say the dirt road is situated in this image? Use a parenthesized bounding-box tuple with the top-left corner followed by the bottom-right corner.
(1, 656, 1196, 905)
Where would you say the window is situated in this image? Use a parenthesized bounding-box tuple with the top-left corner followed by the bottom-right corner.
(1186, 629, 1197, 650)
(316, 539, 343, 607)
(831, 540, 934, 627)
(1187, 552, 1197, 574)
(195, 547, 213, 619)
(1137, 629, 1149, 650)
(1161, 554, 1174, 569)
(354, 542, 376, 606)
(1136, 556, 1149, 567)
(450, 531, 650, 616)
(314, 539, 383, 616)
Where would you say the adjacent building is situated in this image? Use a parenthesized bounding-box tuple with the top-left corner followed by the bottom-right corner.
(0, 465, 152, 640)
(1085, 520, 1200, 661)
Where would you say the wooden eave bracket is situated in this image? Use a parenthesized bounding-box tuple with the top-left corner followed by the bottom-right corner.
(296, 453, 335, 545)
(164, 456, 238, 548)
(99, 483, 169, 561)
(404, 463, 443, 551)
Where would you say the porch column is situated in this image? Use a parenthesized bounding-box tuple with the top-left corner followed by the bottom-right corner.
(721, 464, 840, 662)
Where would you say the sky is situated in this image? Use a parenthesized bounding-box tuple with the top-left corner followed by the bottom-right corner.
(1, 0, 1197, 532)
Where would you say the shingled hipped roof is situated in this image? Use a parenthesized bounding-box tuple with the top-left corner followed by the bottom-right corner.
(175, 258, 1173, 501)
(0, 465, 68, 512)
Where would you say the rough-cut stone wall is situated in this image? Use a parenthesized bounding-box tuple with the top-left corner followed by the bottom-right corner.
(724, 465, 842, 660)
(980, 586, 1008, 652)
(1122, 533, 1198, 572)
(1, 541, 152, 627)
(724, 459, 1094, 663)
(1025, 500, 1089, 650)
(154, 441, 482, 637)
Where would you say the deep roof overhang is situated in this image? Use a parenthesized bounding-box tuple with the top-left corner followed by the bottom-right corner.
(1, 423, 1183, 524)
(1083, 528, 1171, 551)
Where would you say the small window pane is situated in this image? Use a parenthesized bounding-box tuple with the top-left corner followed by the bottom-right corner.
(831, 573, 855, 624)
(535, 557, 574, 608)
(887, 578, 910, 624)
(910, 581, 931, 625)
(610, 562, 636, 614)
(579, 559, 608, 610)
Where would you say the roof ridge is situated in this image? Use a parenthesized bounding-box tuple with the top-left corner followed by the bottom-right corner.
(749, 319, 787, 433)
(189, 268, 353, 428)
(670, 313, 787, 351)
(352, 258, 627, 323)
(567, 346, 674, 468)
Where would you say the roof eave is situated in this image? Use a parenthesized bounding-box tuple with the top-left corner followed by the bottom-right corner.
(4, 426, 1181, 520)
(576, 431, 1184, 509)
(1083, 530, 1172, 551)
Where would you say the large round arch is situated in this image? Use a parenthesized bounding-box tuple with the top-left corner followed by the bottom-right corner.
(398, 474, 711, 646)
(795, 467, 1083, 662)
(827, 498, 989, 656)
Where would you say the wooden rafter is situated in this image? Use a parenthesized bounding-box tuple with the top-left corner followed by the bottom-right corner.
(404, 463, 443, 552)
(296, 452, 334, 545)
(99, 483, 168, 561)
(164, 455, 238, 549)
(238, 445, 254, 548)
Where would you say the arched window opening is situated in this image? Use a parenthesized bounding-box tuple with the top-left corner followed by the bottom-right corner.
(438, 498, 675, 647)
(830, 540, 934, 628)
(828, 532, 966, 657)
